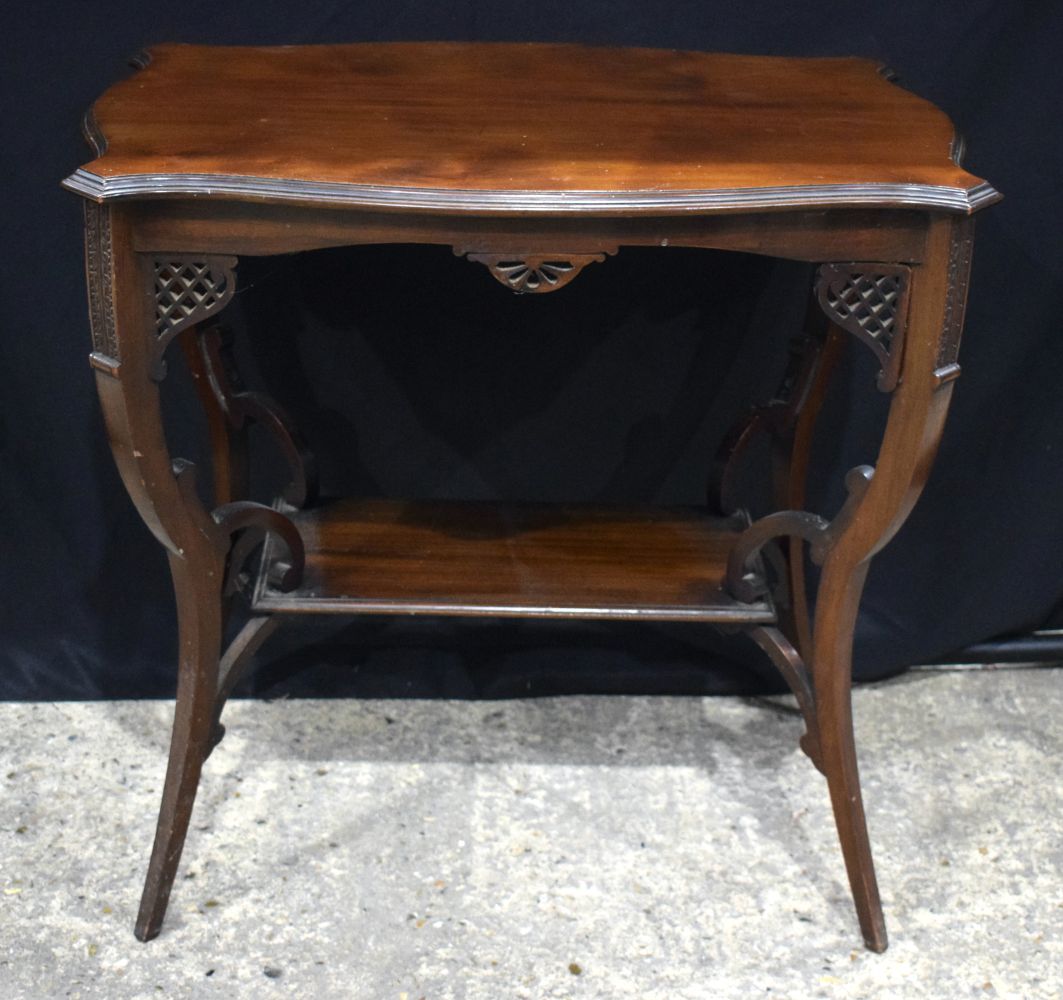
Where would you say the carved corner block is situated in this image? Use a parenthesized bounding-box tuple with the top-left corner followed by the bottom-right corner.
(815, 264, 911, 392)
(934, 219, 974, 387)
(84, 202, 119, 371)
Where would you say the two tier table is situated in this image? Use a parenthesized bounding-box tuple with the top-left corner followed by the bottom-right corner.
(63, 42, 1000, 950)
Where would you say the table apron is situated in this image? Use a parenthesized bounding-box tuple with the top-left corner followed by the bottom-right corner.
(126, 201, 930, 264)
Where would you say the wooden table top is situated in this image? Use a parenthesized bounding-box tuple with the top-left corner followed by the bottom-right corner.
(63, 42, 998, 215)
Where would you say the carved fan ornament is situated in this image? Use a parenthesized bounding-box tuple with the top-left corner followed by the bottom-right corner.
(815, 264, 911, 391)
(460, 251, 614, 293)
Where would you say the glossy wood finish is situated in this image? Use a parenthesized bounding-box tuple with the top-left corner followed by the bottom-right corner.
(251, 498, 773, 622)
(63, 43, 998, 214)
(69, 43, 996, 951)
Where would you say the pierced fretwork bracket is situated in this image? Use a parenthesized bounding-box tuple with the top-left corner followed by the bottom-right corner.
(151, 256, 238, 380)
(726, 465, 875, 604)
(457, 249, 615, 293)
(815, 263, 911, 392)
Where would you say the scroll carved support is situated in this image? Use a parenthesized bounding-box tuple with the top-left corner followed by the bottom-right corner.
(815, 263, 911, 391)
(212, 499, 305, 596)
(727, 464, 877, 778)
(151, 256, 238, 380)
(188, 325, 319, 509)
(726, 465, 875, 604)
(709, 318, 831, 518)
(457, 249, 616, 293)
(169, 455, 305, 602)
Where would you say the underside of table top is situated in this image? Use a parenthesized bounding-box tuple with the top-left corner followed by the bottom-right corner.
(63, 42, 999, 215)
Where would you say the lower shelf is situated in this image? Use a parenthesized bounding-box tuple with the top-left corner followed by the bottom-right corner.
(251, 497, 775, 623)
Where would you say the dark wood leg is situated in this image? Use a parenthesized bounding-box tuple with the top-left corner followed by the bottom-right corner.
(84, 203, 303, 940)
(87, 207, 228, 941)
(811, 216, 972, 951)
(783, 325, 846, 662)
(725, 214, 974, 950)
(135, 549, 223, 941)
(810, 558, 885, 950)
(708, 314, 826, 520)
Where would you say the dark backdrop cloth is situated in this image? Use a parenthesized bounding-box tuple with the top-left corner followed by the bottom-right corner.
(1, 2, 1060, 700)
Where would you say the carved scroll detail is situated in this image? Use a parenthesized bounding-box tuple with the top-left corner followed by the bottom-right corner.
(726, 465, 875, 604)
(727, 511, 830, 604)
(152, 257, 238, 379)
(194, 326, 319, 508)
(170, 457, 305, 598)
(709, 327, 827, 516)
(84, 202, 118, 366)
(212, 501, 306, 596)
(815, 264, 911, 391)
(460, 251, 612, 293)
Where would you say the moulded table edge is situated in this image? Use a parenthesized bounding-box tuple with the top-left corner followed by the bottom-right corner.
(61, 169, 1003, 216)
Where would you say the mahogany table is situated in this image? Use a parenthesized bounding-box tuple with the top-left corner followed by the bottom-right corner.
(63, 42, 999, 951)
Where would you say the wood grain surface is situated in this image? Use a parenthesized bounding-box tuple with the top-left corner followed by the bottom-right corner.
(252, 498, 775, 622)
(64, 42, 998, 213)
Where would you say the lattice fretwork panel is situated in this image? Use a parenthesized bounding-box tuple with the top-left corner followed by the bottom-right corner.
(815, 264, 911, 391)
(155, 259, 236, 335)
(150, 256, 238, 381)
(823, 272, 902, 345)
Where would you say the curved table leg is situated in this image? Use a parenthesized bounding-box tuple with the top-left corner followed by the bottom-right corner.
(135, 547, 224, 942)
(84, 203, 298, 941)
(722, 214, 973, 950)
(810, 214, 973, 952)
(784, 325, 847, 661)
(811, 558, 883, 948)
(86, 204, 228, 941)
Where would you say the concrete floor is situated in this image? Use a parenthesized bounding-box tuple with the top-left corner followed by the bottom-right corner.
(1, 668, 1060, 999)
